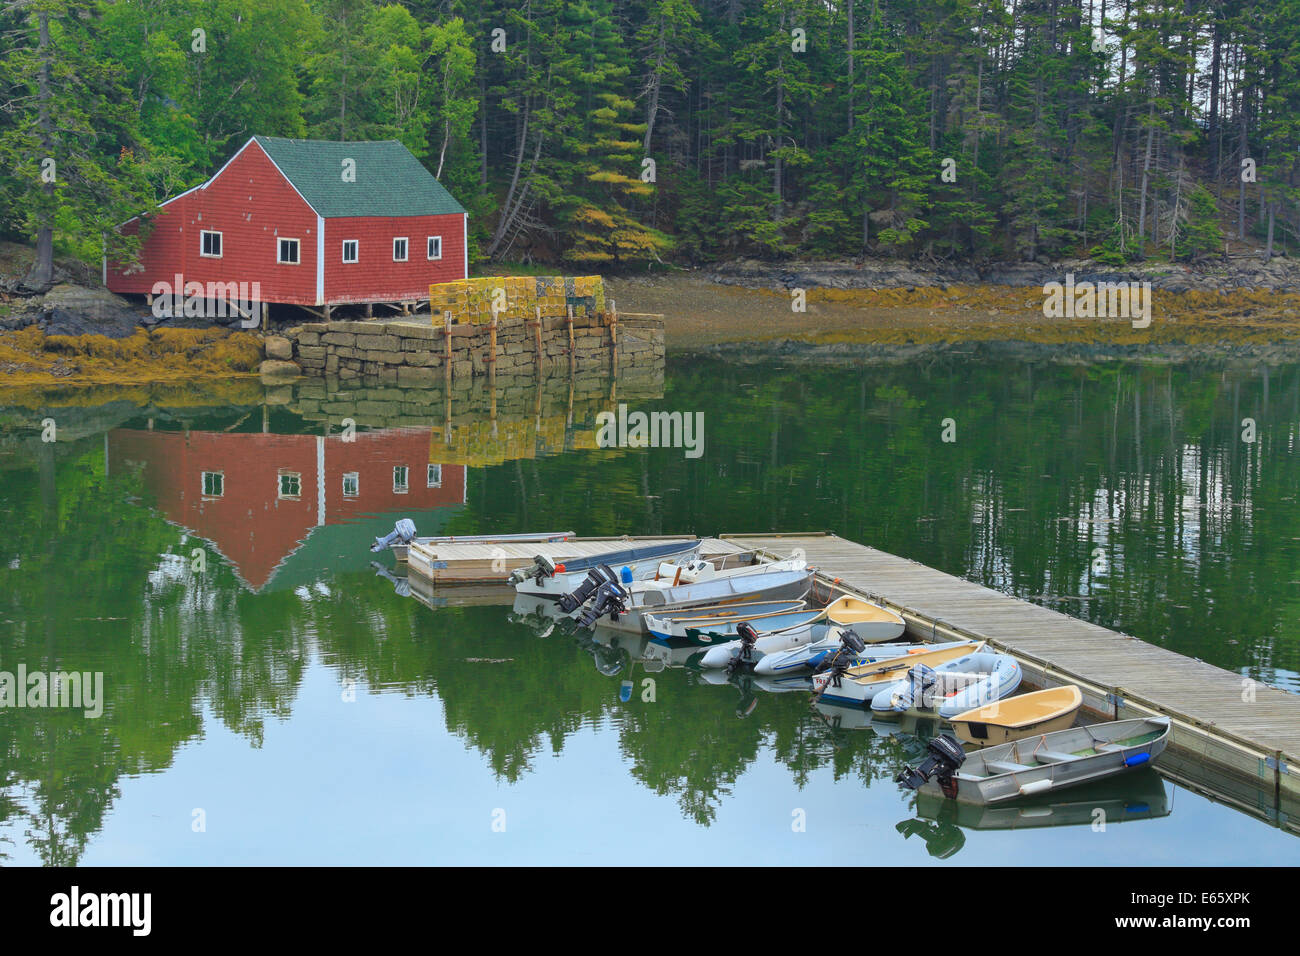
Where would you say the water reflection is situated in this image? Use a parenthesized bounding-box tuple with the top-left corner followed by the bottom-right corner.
(1, 355, 1299, 864)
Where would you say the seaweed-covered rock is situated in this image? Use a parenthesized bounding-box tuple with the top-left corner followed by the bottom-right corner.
(36, 284, 145, 339)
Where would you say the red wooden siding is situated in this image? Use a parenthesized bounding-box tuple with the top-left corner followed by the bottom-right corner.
(325, 428, 466, 521)
(109, 427, 466, 590)
(107, 141, 320, 306)
(107, 140, 469, 307)
(323, 213, 467, 304)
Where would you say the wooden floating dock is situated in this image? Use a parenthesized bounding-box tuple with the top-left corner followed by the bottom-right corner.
(721, 532, 1300, 835)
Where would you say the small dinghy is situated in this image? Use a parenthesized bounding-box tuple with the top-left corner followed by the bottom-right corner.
(557, 556, 805, 615)
(810, 641, 983, 707)
(755, 620, 961, 675)
(647, 593, 891, 649)
(509, 539, 702, 600)
(949, 685, 1083, 746)
(816, 597, 906, 643)
(870, 650, 1022, 719)
(646, 599, 807, 627)
(897, 716, 1172, 805)
(696, 618, 834, 668)
(651, 608, 823, 650)
(570, 567, 815, 633)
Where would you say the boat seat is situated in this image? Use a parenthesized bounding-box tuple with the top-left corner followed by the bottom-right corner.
(985, 760, 1035, 774)
(1032, 750, 1080, 764)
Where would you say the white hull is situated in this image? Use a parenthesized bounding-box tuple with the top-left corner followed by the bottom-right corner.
(698, 622, 818, 668)
(870, 651, 1022, 718)
(755, 638, 970, 676)
(585, 567, 814, 633)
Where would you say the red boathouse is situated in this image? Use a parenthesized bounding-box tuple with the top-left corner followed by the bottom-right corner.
(106, 136, 468, 310)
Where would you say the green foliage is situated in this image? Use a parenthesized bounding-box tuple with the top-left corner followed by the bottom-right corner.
(1176, 186, 1224, 260)
(1, 0, 1297, 270)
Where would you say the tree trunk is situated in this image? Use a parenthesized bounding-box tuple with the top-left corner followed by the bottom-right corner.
(643, 24, 666, 153)
(23, 9, 55, 292)
(1238, 82, 1248, 240)
(479, 69, 488, 187)
(1264, 196, 1275, 262)
(1208, 5, 1222, 165)
(1136, 102, 1154, 255)
(846, 0, 854, 132)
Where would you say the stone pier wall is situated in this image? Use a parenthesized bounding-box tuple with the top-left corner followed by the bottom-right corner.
(283, 313, 663, 388)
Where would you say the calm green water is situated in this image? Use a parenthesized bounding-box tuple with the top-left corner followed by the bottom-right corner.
(2, 354, 1300, 865)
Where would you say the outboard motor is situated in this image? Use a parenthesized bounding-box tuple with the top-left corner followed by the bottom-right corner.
(896, 733, 967, 798)
(838, 627, 867, 656)
(726, 622, 761, 675)
(558, 564, 619, 614)
(372, 518, 418, 552)
(577, 579, 630, 628)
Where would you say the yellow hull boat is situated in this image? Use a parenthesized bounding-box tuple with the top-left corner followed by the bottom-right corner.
(949, 685, 1083, 746)
(822, 595, 906, 641)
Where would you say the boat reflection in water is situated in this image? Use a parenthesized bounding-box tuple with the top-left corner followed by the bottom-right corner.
(812, 701, 945, 740)
(897, 770, 1171, 858)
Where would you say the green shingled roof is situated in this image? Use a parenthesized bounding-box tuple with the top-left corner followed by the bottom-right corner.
(251, 136, 467, 219)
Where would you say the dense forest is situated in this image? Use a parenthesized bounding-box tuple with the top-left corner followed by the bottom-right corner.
(2, 0, 1298, 282)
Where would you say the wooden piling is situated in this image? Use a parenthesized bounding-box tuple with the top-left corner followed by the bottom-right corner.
(443, 311, 453, 386)
(609, 298, 618, 375)
(488, 308, 498, 370)
(533, 305, 544, 378)
(566, 305, 575, 374)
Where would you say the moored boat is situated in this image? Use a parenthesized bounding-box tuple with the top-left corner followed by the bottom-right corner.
(897, 716, 1172, 805)
(869, 650, 1022, 719)
(816, 596, 906, 643)
(810, 641, 983, 707)
(573, 566, 816, 633)
(696, 617, 831, 668)
(666, 594, 902, 658)
(508, 539, 703, 600)
(948, 685, 1083, 746)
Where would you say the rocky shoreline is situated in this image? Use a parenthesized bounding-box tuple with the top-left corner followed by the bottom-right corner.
(7, 244, 1300, 386)
(701, 254, 1300, 295)
(690, 335, 1300, 366)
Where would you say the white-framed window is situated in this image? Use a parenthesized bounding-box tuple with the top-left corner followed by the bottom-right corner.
(202, 471, 224, 497)
(342, 472, 359, 497)
(341, 239, 358, 263)
(426, 464, 441, 488)
(393, 465, 409, 494)
(200, 230, 223, 258)
(392, 237, 408, 262)
(426, 236, 442, 260)
(278, 470, 302, 499)
(278, 237, 300, 264)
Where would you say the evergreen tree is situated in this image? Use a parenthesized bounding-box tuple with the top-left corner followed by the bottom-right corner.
(0, 0, 152, 288)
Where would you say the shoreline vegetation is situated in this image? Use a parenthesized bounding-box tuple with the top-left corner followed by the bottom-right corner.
(7, 261, 1300, 390)
(6, 245, 1300, 386)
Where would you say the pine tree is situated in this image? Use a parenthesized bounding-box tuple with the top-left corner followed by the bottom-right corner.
(848, 9, 932, 252)
(0, 0, 151, 290)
